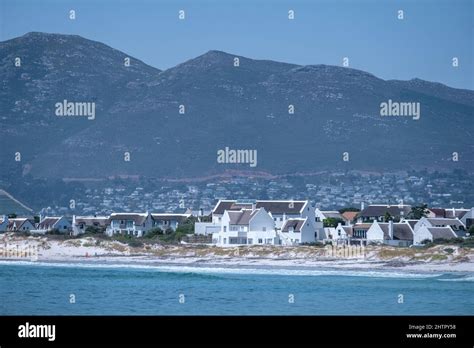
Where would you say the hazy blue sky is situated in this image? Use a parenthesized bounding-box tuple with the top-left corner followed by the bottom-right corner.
(1, 0, 472, 89)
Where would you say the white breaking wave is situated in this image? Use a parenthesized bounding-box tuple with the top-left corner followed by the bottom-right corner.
(437, 276, 474, 282)
(0, 260, 442, 279)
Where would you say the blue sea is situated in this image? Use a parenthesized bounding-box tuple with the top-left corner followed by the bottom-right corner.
(0, 262, 473, 315)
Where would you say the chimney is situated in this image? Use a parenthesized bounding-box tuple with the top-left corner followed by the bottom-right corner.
(252, 203, 256, 212)
(72, 215, 76, 225)
(200, 208, 204, 216)
(388, 220, 394, 239)
(361, 202, 365, 211)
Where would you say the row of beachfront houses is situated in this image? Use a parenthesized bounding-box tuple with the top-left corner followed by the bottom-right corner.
(195, 200, 474, 247)
(0, 199, 473, 247)
(0, 212, 191, 237)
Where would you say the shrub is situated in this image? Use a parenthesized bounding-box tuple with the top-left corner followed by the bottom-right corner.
(127, 239, 144, 248)
(144, 228, 163, 238)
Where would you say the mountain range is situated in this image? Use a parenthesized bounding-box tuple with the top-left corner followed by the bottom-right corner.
(1, 32, 473, 182)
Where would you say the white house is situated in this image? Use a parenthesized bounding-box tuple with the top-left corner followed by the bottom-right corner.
(7, 218, 36, 232)
(151, 213, 190, 232)
(327, 222, 351, 241)
(72, 215, 109, 236)
(205, 199, 322, 240)
(414, 217, 465, 233)
(106, 213, 154, 237)
(413, 226, 457, 245)
(212, 207, 277, 246)
(280, 218, 314, 245)
(34, 216, 72, 234)
(366, 220, 414, 246)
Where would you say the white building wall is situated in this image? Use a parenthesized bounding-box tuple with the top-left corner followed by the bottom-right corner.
(413, 217, 432, 232)
(194, 222, 220, 235)
(413, 226, 433, 245)
(366, 222, 384, 243)
(249, 208, 275, 232)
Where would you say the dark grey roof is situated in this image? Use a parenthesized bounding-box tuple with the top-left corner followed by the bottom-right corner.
(429, 208, 446, 217)
(320, 211, 344, 219)
(212, 200, 252, 215)
(359, 205, 411, 218)
(353, 223, 372, 229)
(228, 209, 258, 225)
(377, 222, 414, 240)
(7, 218, 34, 230)
(393, 224, 414, 240)
(444, 210, 469, 219)
(342, 226, 352, 234)
(256, 201, 306, 214)
(405, 220, 418, 229)
(109, 213, 148, 225)
(428, 227, 456, 240)
(75, 216, 109, 226)
(282, 218, 306, 232)
(152, 214, 190, 223)
(426, 218, 464, 228)
(38, 217, 61, 229)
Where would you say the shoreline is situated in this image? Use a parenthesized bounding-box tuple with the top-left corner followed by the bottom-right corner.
(1, 254, 473, 274)
(1, 233, 473, 274)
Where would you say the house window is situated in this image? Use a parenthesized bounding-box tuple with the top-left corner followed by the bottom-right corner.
(262, 227, 266, 231)
(258, 238, 263, 244)
(223, 238, 227, 244)
(223, 226, 227, 232)
(248, 238, 253, 244)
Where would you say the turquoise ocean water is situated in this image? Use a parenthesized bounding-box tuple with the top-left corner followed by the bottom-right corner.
(0, 262, 472, 315)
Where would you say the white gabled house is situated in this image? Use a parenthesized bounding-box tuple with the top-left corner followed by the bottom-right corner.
(7, 218, 36, 232)
(72, 215, 109, 236)
(366, 220, 414, 246)
(279, 218, 314, 245)
(326, 222, 351, 241)
(151, 213, 190, 232)
(106, 212, 153, 237)
(34, 216, 72, 234)
(203, 199, 322, 240)
(212, 207, 277, 246)
(414, 217, 465, 235)
(413, 226, 458, 245)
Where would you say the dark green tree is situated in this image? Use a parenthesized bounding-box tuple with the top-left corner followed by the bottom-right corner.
(323, 217, 345, 227)
(408, 204, 429, 219)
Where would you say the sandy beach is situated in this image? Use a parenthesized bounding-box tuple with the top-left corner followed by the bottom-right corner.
(1, 233, 473, 273)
